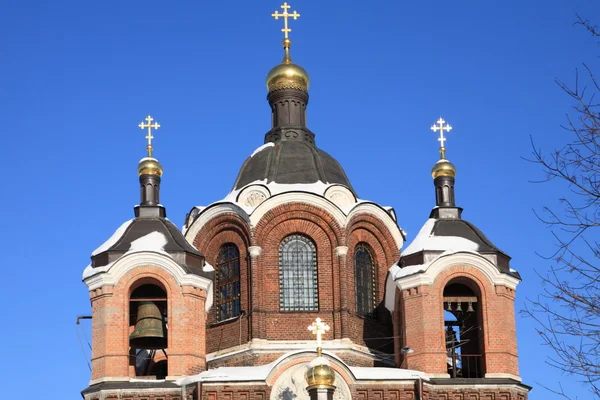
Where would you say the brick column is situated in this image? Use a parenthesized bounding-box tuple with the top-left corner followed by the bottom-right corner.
(90, 286, 129, 380)
(334, 246, 348, 339)
(402, 285, 447, 376)
(484, 285, 520, 378)
(248, 246, 262, 339)
(168, 286, 207, 376)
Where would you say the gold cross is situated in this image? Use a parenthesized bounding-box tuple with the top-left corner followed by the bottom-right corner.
(138, 115, 161, 157)
(308, 317, 330, 356)
(430, 117, 452, 159)
(271, 2, 300, 39)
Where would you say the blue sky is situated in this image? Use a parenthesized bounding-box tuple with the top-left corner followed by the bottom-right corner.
(1, 1, 599, 398)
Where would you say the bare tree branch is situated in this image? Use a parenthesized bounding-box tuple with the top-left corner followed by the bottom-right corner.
(522, 16, 600, 398)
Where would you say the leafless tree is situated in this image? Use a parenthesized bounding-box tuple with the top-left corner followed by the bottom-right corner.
(523, 15, 600, 399)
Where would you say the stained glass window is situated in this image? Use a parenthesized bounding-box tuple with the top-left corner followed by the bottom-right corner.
(279, 234, 318, 311)
(216, 243, 241, 321)
(355, 242, 376, 316)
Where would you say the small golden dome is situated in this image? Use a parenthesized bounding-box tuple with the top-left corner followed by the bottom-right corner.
(431, 159, 456, 179)
(266, 39, 310, 92)
(305, 363, 336, 388)
(138, 157, 163, 177)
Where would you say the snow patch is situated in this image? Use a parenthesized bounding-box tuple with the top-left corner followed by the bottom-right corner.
(82, 261, 115, 280)
(91, 219, 134, 256)
(250, 142, 275, 157)
(349, 366, 428, 380)
(402, 219, 479, 256)
(203, 261, 215, 272)
(126, 231, 169, 255)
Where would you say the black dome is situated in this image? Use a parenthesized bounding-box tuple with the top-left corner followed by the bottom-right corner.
(233, 140, 354, 192)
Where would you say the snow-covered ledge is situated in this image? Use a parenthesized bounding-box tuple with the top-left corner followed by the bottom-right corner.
(385, 252, 520, 312)
(83, 251, 214, 311)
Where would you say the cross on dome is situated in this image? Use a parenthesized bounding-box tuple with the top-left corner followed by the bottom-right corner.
(138, 115, 161, 157)
(431, 117, 452, 159)
(271, 2, 300, 39)
(308, 317, 330, 356)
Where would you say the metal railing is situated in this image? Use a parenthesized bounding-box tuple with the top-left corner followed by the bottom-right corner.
(448, 353, 484, 378)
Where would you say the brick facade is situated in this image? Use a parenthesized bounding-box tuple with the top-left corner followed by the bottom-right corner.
(191, 202, 401, 367)
(398, 265, 519, 378)
(89, 264, 208, 381)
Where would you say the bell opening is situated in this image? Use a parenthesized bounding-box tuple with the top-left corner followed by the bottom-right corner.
(129, 284, 168, 378)
(443, 279, 484, 379)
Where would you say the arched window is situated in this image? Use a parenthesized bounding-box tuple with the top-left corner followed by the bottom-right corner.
(354, 242, 376, 316)
(279, 234, 318, 311)
(216, 243, 241, 321)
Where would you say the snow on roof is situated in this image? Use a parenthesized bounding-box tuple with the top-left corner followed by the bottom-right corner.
(82, 261, 114, 280)
(249, 142, 275, 158)
(176, 362, 275, 385)
(203, 261, 215, 272)
(402, 218, 479, 256)
(349, 366, 428, 380)
(385, 248, 483, 312)
(222, 179, 332, 204)
(127, 231, 168, 255)
(176, 351, 427, 386)
(91, 219, 134, 256)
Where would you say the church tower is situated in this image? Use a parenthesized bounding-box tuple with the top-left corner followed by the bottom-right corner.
(388, 118, 523, 383)
(182, 4, 404, 374)
(80, 4, 530, 399)
(81, 117, 213, 399)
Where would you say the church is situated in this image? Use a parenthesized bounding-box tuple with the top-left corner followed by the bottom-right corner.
(80, 3, 530, 399)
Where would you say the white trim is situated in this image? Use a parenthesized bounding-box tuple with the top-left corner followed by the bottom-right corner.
(394, 252, 520, 292)
(334, 246, 348, 257)
(83, 251, 214, 311)
(185, 193, 404, 253)
(347, 202, 404, 250)
(485, 372, 522, 382)
(184, 203, 251, 246)
(177, 349, 425, 387)
(250, 192, 347, 227)
(206, 338, 393, 365)
(248, 246, 262, 258)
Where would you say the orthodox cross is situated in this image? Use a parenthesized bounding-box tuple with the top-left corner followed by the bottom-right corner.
(271, 2, 300, 39)
(308, 317, 330, 356)
(431, 117, 452, 159)
(139, 115, 161, 157)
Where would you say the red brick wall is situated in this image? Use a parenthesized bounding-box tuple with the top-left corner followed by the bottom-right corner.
(399, 264, 520, 377)
(89, 265, 207, 380)
(191, 202, 402, 365)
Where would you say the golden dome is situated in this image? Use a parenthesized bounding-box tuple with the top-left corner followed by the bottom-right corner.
(266, 38, 310, 92)
(431, 159, 456, 179)
(305, 362, 336, 388)
(138, 157, 163, 177)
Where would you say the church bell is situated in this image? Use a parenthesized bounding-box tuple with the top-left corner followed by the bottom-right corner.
(130, 301, 167, 349)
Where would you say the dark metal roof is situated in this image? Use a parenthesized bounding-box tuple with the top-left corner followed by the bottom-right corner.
(91, 217, 211, 279)
(232, 141, 354, 192)
(430, 218, 501, 253)
(400, 206, 518, 278)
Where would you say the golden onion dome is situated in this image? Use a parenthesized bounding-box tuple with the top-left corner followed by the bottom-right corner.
(138, 157, 163, 177)
(305, 360, 335, 388)
(266, 38, 310, 93)
(431, 159, 456, 179)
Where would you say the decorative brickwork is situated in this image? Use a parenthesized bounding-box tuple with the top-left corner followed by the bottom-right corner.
(397, 263, 519, 378)
(89, 263, 208, 380)
(190, 200, 402, 367)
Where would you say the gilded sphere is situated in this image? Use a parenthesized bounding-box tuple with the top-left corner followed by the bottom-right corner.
(138, 157, 163, 177)
(305, 363, 336, 387)
(266, 62, 310, 92)
(431, 159, 456, 179)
